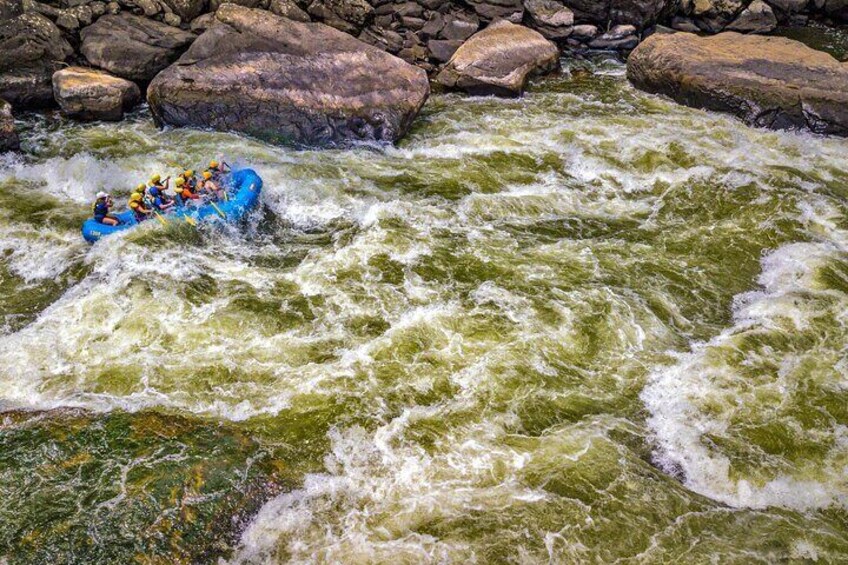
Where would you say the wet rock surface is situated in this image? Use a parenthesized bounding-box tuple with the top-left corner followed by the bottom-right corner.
(436, 19, 559, 96)
(80, 13, 196, 82)
(52, 66, 141, 121)
(627, 31, 848, 136)
(0, 409, 290, 563)
(147, 4, 429, 146)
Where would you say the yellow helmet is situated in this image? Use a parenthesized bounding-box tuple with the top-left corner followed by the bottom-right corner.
(175, 177, 185, 187)
(150, 174, 161, 184)
(135, 183, 146, 192)
(202, 171, 212, 180)
(209, 160, 218, 169)
(130, 193, 142, 202)
(183, 170, 194, 178)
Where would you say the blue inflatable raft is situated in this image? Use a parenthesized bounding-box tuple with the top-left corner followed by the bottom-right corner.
(82, 168, 262, 243)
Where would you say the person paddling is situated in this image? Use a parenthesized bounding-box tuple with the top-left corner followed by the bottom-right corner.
(147, 174, 174, 212)
(199, 170, 223, 201)
(128, 192, 152, 222)
(92, 192, 121, 226)
(175, 176, 201, 205)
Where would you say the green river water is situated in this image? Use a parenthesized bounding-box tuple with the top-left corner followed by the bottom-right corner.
(0, 55, 847, 563)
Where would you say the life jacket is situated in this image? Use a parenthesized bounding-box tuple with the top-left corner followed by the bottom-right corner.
(129, 199, 149, 217)
(180, 187, 200, 200)
(92, 198, 109, 218)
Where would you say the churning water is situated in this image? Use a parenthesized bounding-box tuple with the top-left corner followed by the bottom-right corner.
(1, 56, 847, 563)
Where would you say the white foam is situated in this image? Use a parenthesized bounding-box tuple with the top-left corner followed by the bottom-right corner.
(642, 238, 848, 510)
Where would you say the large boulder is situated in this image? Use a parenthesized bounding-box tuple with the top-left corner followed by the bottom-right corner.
(560, 0, 608, 22)
(159, 0, 207, 20)
(823, 0, 848, 21)
(466, 0, 525, 22)
(52, 66, 141, 121)
(725, 0, 776, 32)
(147, 4, 429, 147)
(688, 0, 746, 31)
(627, 32, 848, 136)
(611, 0, 673, 28)
(80, 14, 196, 82)
(307, 0, 373, 34)
(0, 0, 23, 19)
(523, 0, 574, 39)
(0, 12, 72, 108)
(436, 20, 559, 97)
(0, 99, 19, 151)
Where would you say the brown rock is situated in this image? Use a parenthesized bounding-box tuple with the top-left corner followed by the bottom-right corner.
(0, 12, 73, 108)
(523, 0, 573, 40)
(80, 13, 196, 82)
(627, 32, 848, 136)
(436, 19, 558, 96)
(147, 4, 429, 146)
(52, 66, 141, 120)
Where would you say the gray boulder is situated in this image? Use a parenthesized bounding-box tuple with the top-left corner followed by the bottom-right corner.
(0, 99, 19, 151)
(147, 4, 429, 146)
(524, 0, 574, 39)
(688, 0, 746, 31)
(560, 0, 608, 22)
(428, 38, 463, 62)
(0, 12, 72, 108)
(466, 0, 524, 22)
(441, 11, 479, 40)
(268, 0, 310, 21)
(159, 0, 206, 21)
(726, 0, 776, 32)
(823, 0, 848, 21)
(80, 13, 196, 82)
(307, 0, 373, 34)
(436, 19, 559, 96)
(611, 0, 673, 29)
(627, 32, 848, 136)
(53, 66, 141, 121)
(0, 0, 23, 20)
(589, 23, 639, 49)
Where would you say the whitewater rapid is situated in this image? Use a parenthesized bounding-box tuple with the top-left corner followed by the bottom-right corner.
(1, 57, 848, 562)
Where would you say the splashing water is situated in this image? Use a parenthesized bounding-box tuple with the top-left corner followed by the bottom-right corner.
(1, 56, 848, 562)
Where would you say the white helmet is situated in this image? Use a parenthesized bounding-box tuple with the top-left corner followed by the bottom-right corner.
(96, 191, 109, 199)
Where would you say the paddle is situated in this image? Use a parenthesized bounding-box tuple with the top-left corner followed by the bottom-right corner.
(210, 202, 226, 219)
(153, 210, 168, 226)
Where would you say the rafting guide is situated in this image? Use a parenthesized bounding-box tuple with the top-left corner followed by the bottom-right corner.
(82, 160, 260, 243)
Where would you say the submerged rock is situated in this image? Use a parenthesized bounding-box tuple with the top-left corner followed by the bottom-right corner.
(52, 66, 141, 121)
(147, 4, 429, 147)
(0, 13, 73, 109)
(80, 13, 196, 82)
(627, 32, 848, 136)
(0, 408, 290, 563)
(436, 19, 559, 97)
(0, 99, 19, 151)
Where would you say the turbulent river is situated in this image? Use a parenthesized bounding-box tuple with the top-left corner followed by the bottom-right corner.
(1, 56, 848, 563)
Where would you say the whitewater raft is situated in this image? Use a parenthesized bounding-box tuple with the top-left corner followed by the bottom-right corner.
(82, 168, 262, 243)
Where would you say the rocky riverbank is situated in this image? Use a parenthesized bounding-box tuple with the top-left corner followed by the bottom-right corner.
(1, 0, 847, 147)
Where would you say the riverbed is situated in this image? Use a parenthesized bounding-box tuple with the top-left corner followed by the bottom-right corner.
(1, 55, 847, 562)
